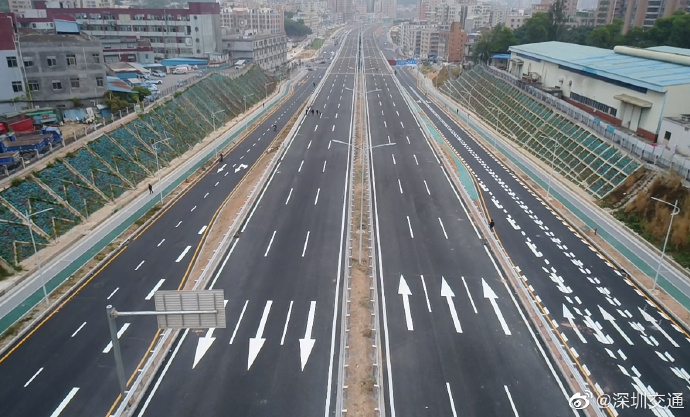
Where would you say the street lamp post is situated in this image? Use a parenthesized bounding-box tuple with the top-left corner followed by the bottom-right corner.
(541, 134, 559, 201)
(0, 207, 54, 306)
(151, 136, 171, 203)
(649, 197, 680, 293)
(211, 109, 225, 133)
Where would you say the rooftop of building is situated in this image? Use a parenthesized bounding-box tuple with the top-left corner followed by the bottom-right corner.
(16, 29, 96, 43)
(509, 41, 690, 92)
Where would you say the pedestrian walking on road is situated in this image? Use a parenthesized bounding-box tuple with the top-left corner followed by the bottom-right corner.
(219, 153, 223, 163)
(489, 219, 495, 231)
(148, 184, 153, 194)
(311, 108, 315, 115)
(306, 108, 309, 115)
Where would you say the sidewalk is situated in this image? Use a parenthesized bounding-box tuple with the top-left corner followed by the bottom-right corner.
(0, 72, 304, 335)
(419, 76, 690, 312)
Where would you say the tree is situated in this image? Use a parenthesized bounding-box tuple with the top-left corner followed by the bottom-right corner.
(560, 25, 594, 45)
(621, 27, 650, 47)
(284, 17, 312, 38)
(587, 18, 623, 49)
(473, 24, 516, 63)
(103, 91, 129, 112)
(547, 0, 568, 40)
(668, 12, 690, 48)
(514, 12, 551, 44)
(132, 86, 152, 102)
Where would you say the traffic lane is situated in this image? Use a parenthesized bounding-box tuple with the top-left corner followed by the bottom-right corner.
(138, 54, 358, 415)
(367, 61, 574, 416)
(396, 69, 690, 409)
(0, 74, 318, 417)
(399, 68, 690, 398)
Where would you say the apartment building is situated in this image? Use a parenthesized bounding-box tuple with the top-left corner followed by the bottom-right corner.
(464, 2, 508, 32)
(0, 18, 108, 111)
(595, 0, 690, 31)
(16, 1, 223, 59)
(221, 6, 284, 35)
(8, 0, 33, 14)
(447, 21, 468, 62)
(505, 10, 530, 30)
(222, 31, 287, 71)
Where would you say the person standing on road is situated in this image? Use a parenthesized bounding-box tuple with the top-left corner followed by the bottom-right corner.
(489, 219, 495, 231)
(148, 184, 153, 194)
(219, 153, 223, 163)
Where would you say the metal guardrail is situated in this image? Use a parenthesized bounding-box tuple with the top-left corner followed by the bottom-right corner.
(482, 65, 690, 180)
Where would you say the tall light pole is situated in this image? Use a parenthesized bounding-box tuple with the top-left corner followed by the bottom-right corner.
(541, 134, 559, 201)
(211, 109, 225, 133)
(0, 206, 53, 306)
(649, 197, 680, 293)
(150, 136, 171, 203)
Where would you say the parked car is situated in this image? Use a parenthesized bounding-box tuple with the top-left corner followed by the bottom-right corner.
(143, 83, 158, 92)
(152, 70, 166, 77)
(147, 79, 163, 85)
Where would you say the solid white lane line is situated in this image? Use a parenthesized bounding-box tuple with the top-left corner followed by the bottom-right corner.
(106, 287, 119, 300)
(392, 154, 396, 165)
(229, 300, 249, 345)
(505, 386, 520, 416)
(298, 160, 304, 172)
(413, 155, 419, 165)
(49, 387, 80, 417)
(423, 180, 431, 195)
(314, 188, 321, 205)
(462, 276, 478, 314)
(145, 279, 166, 300)
(302, 231, 310, 257)
(398, 179, 403, 194)
(198, 225, 207, 235)
(135, 260, 145, 271)
(103, 323, 130, 353)
(281, 301, 294, 346)
(71, 322, 87, 338)
(446, 383, 458, 417)
(157, 239, 165, 247)
(265, 231, 277, 257)
(191, 205, 197, 212)
(438, 218, 448, 239)
(24, 367, 43, 387)
(285, 188, 293, 205)
(406, 216, 414, 239)
(420, 275, 432, 312)
(175, 246, 192, 263)
(323, 160, 327, 172)
(175, 221, 182, 228)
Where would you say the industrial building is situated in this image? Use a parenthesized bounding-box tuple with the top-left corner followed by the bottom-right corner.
(222, 31, 287, 72)
(508, 42, 690, 141)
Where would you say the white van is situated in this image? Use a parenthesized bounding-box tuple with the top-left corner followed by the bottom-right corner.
(172, 66, 189, 74)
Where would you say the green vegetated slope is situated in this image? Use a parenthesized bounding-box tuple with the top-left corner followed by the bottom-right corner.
(0, 66, 276, 270)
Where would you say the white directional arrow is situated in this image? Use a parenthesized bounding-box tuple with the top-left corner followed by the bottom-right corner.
(482, 279, 511, 336)
(193, 328, 216, 369)
(549, 271, 573, 294)
(217, 163, 227, 173)
(583, 314, 614, 345)
(235, 163, 248, 173)
(441, 277, 462, 333)
(248, 300, 272, 370)
(299, 301, 317, 371)
(599, 305, 634, 345)
(563, 304, 587, 344)
(398, 275, 414, 331)
(639, 307, 679, 348)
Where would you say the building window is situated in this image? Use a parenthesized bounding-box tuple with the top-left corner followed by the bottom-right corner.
(23, 58, 34, 67)
(664, 131, 672, 140)
(52, 80, 63, 90)
(6, 56, 18, 67)
(92, 53, 100, 63)
(28, 80, 39, 91)
(66, 54, 77, 66)
(11, 81, 23, 93)
(47, 56, 57, 66)
(96, 76, 104, 87)
(70, 77, 80, 88)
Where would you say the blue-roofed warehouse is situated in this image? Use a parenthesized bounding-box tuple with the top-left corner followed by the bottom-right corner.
(508, 42, 690, 142)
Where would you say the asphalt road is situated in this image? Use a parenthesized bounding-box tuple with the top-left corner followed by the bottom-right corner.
(363, 27, 575, 417)
(133, 29, 359, 417)
(0, 49, 333, 417)
(384, 34, 690, 416)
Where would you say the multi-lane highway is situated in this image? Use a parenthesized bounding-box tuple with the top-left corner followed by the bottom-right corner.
(362, 27, 575, 416)
(0, 46, 333, 417)
(132, 30, 359, 417)
(380, 30, 690, 416)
